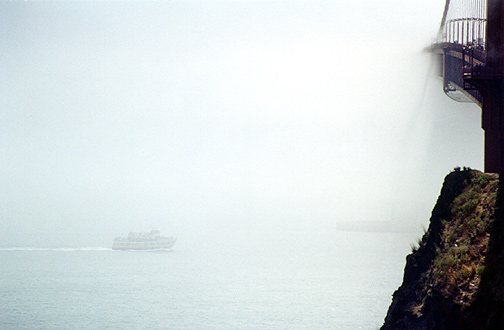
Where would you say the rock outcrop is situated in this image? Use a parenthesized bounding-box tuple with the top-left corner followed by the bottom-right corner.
(381, 169, 504, 330)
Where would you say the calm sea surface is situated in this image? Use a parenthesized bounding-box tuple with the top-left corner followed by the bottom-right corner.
(0, 231, 417, 330)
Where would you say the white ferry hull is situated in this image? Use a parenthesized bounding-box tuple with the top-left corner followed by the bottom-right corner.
(112, 230, 176, 250)
(111, 241, 176, 250)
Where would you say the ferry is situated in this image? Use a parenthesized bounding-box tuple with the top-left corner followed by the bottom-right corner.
(112, 229, 176, 250)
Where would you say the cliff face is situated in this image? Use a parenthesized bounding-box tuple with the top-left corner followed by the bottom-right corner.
(381, 169, 504, 330)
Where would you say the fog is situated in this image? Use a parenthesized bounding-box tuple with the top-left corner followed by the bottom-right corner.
(1, 1, 483, 248)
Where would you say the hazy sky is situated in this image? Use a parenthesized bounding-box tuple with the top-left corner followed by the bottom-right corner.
(1, 1, 483, 247)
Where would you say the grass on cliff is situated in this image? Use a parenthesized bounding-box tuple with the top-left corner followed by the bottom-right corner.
(431, 171, 498, 304)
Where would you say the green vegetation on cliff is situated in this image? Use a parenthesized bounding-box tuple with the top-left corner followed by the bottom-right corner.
(381, 169, 504, 330)
(432, 171, 497, 304)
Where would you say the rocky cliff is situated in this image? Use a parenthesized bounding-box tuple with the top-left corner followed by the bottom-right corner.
(381, 169, 504, 330)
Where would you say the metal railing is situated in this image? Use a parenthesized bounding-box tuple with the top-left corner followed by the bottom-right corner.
(444, 18, 486, 48)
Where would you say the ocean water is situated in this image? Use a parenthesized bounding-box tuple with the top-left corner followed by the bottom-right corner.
(0, 231, 416, 330)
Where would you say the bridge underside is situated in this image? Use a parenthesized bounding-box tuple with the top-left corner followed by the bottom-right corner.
(432, 43, 484, 106)
(430, 0, 504, 174)
(432, 43, 504, 173)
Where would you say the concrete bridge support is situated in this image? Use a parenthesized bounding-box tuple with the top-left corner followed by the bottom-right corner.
(467, 0, 504, 173)
(483, 0, 504, 174)
(482, 83, 504, 174)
